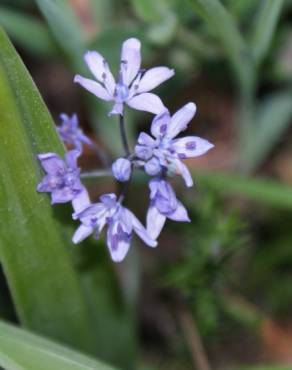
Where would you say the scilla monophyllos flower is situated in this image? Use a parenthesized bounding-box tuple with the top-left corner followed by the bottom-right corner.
(37, 37, 214, 262)
(146, 178, 190, 239)
(72, 194, 157, 262)
(134, 103, 214, 187)
(57, 113, 92, 149)
(37, 150, 84, 204)
(74, 38, 174, 116)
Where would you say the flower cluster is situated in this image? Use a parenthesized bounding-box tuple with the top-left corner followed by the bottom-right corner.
(37, 38, 214, 262)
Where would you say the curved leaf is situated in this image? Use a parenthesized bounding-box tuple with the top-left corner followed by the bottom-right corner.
(0, 28, 95, 352)
(0, 320, 117, 370)
(0, 6, 56, 57)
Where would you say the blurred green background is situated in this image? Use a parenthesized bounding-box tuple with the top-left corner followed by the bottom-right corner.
(1, 0, 292, 369)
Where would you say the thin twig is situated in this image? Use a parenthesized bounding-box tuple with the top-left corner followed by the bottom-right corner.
(178, 305, 211, 370)
(80, 169, 112, 178)
(89, 142, 111, 168)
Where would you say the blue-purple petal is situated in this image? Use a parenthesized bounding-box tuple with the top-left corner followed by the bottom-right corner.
(146, 205, 166, 240)
(127, 93, 165, 114)
(72, 224, 94, 244)
(84, 51, 116, 94)
(166, 102, 197, 139)
(137, 66, 174, 93)
(120, 38, 141, 86)
(126, 209, 157, 247)
(174, 159, 193, 187)
(150, 110, 170, 139)
(106, 220, 132, 262)
(37, 153, 65, 175)
(144, 157, 161, 176)
(167, 201, 190, 222)
(74, 75, 113, 101)
(137, 132, 156, 147)
(172, 136, 214, 158)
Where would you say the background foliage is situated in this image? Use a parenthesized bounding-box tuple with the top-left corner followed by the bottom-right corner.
(1, 0, 292, 369)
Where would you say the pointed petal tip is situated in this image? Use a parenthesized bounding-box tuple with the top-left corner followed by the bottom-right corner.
(208, 142, 215, 150)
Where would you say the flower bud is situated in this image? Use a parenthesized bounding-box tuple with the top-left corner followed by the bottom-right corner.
(144, 157, 161, 176)
(112, 158, 131, 182)
(135, 144, 153, 160)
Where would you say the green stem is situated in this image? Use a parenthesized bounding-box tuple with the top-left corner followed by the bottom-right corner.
(119, 114, 130, 157)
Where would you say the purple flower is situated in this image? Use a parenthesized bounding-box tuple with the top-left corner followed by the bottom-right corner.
(135, 103, 214, 187)
(72, 194, 157, 262)
(57, 113, 92, 149)
(37, 150, 84, 204)
(112, 158, 131, 182)
(74, 38, 174, 116)
(146, 178, 190, 239)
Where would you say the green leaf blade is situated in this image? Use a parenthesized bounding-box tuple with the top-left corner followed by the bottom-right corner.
(0, 28, 95, 353)
(196, 171, 292, 210)
(0, 320, 117, 370)
(0, 6, 56, 57)
(188, 0, 254, 88)
(244, 90, 292, 172)
(36, 0, 86, 70)
(250, 0, 284, 65)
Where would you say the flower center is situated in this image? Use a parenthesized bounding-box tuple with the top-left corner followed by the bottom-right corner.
(160, 138, 171, 150)
(114, 82, 129, 103)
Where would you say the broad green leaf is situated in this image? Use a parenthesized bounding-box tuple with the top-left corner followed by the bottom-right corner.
(0, 6, 56, 57)
(249, 0, 284, 65)
(36, 0, 86, 70)
(196, 171, 292, 210)
(0, 320, 117, 370)
(246, 90, 292, 171)
(0, 28, 95, 353)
